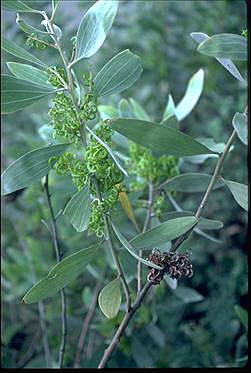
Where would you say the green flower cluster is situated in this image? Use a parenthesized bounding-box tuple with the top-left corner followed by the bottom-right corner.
(26, 33, 47, 49)
(47, 67, 67, 88)
(50, 122, 123, 237)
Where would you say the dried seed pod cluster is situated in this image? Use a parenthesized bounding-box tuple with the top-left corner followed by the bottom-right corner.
(147, 249, 193, 285)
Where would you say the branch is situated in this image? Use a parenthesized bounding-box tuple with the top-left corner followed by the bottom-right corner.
(44, 174, 67, 368)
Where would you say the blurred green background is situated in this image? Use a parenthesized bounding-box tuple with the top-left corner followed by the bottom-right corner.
(1, 0, 248, 368)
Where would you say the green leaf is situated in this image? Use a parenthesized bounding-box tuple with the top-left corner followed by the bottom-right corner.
(197, 33, 247, 61)
(194, 227, 222, 244)
(118, 99, 134, 117)
(162, 211, 223, 230)
(161, 172, 223, 193)
(16, 14, 47, 35)
(1, 144, 69, 196)
(232, 112, 247, 145)
(94, 49, 142, 97)
(164, 276, 177, 290)
(174, 286, 204, 303)
(86, 125, 128, 177)
(6, 62, 52, 88)
(129, 98, 150, 121)
(234, 305, 248, 331)
(74, 0, 118, 62)
(111, 220, 163, 270)
(98, 105, 118, 120)
(2, 37, 47, 68)
(1, 75, 57, 114)
(63, 185, 92, 232)
(22, 243, 101, 303)
(222, 178, 248, 211)
(110, 119, 216, 157)
(130, 217, 198, 251)
(98, 278, 121, 319)
(1, 0, 41, 13)
(175, 69, 204, 121)
(190, 32, 244, 82)
(161, 94, 176, 123)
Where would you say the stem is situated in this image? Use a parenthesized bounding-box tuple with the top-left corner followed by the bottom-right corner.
(137, 182, 153, 293)
(44, 175, 67, 368)
(171, 129, 236, 252)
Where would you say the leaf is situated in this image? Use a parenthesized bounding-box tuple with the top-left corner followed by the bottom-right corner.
(164, 276, 177, 290)
(1, 144, 69, 196)
(86, 125, 128, 176)
(74, 0, 118, 62)
(2, 37, 47, 68)
(161, 172, 223, 193)
(41, 20, 62, 40)
(161, 94, 176, 123)
(22, 243, 101, 303)
(16, 14, 47, 35)
(6, 62, 51, 88)
(232, 112, 247, 145)
(194, 227, 222, 244)
(162, 211, 223, 230)
(234, 305, 248, 331)
(63, 184, 92, 232)
(190, 32, 244, 82)
(130, 216, 198, 251)
(119, 190, 139, 231)
(1, 0, 41, 13)
(174, 286, 204, 303)
(98, 105, 118, 120)
(52, 0, 60, 13)
(98, 278, 121, 319)
(110, 119, 216, 157)
(1, 75, 57, 114)
(94, 49, 142, 97)
(111, 221, 163, 270)
(222, 178, 248, 211)
(129, 98, 150, 121)
(197, 33, 247, 61)
(118, 98, 135, 118)
(175, 69, 204, 121)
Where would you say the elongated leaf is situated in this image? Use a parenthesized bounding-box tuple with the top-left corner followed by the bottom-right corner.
(129, 98, 150, 121)
(161, 172, 223, 192)
(222, 179, 248, 211)
(7, 62, 51, 88)
(175, 69, 204, 121)
(98, 278, 121, 319)
(234, 305, 248, 331)
(174, 286, 204, 303)
(119, 190, 140, 231)
(16, 14, 47, 35)
(1, 75, 57, 114)
(94, 49, 142, 97)
(194, 227, 222, 244)
(197, 34, 247, 61)
(1, 144, 69, 196)
(2, 37, 47, 67)
(74, 0, 118, 62)
(1, 0, 40, 12)
(190, 32, 244, 82)
(22, 243, 101, 303)
(111, 221, 163, 269)
(110, 119, 216, 157)
(86, 125, 128, 176)
(130, 217, 198, 251)
(232, 112, 247, 145)
(161, 94, 176, 123)
(98, 105, 118, 120)
(161, 211, 223, 230)
(63, 185, 91, 232)
(118, 99, 134, 117)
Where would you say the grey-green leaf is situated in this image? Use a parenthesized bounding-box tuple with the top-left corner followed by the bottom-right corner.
(74, 0, 118, 62)
(63, 185, 92, 232)
(110, 119, 216, 157)
(175, 69, 204, 121)
(129, 98, 150, 121)
(94, 49, 142, 97)
(234, 305, 248, 331)
(98, 105, 118, 120)
(1, 144, 69, 196)
(197, 33, 247, 61)
(222, 178, 248, 211)
(98, 278, 121, 319)
(16, 14, 47, 35)
(190, 32, 244, 82)
(161, 211, 223, 230)
(161, 94, 176, 123)
(2, 37, 47, 68)
(1, 0, 41, 13)
(22, 243, 101, 303)
(7, 62, 52, 88)
(161, 172, 223, 193)
(232, 112, 247, 145)
(174, 286, 204, 303)
(130, 217, 198, 251)
(1, 75, 57, 114)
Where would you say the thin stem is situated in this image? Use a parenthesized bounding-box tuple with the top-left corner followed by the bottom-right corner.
(171, 129, 237, 252)
(44, 175, 67, 368)
(137, 182, 153, 293)
(28, 34, 58, 49)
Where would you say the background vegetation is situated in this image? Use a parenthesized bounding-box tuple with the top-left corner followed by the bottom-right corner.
(1, 0, 247, 368)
